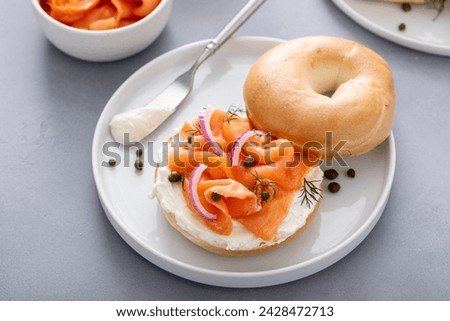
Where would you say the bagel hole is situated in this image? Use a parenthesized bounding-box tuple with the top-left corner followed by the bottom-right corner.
(322, 90, 336, 98)
(308, 65, 357, 99)
(308, 66, 340, 98)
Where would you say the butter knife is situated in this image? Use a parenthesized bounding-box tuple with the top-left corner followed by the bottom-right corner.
(110, 0, 266, 144)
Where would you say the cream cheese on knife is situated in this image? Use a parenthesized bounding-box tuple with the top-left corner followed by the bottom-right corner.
(109, 106, 173, 144)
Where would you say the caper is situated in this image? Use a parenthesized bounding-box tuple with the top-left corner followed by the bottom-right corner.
(108, 159, 116, 167)
(401, 3, 411, 12)
(136, 149, 143, 157)
(347, 168, 356, 178)
(324, 169, 339, 180)
(134, 160, 144, 170)
(211, 192, 222, 202)
(261, 190, 270, 202)
(168, 171, 182, 183)
(328, 182, 341, 193)
(243, 155, 255, 168)
(398, 23, 406, 31)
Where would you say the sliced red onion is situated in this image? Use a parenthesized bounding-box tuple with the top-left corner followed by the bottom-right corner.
(189, 164, 217, 221)
(198, 105, 223, 156)
(230, 130, 268, 166)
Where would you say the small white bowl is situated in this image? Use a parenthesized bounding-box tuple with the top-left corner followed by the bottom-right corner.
(31, 0, 173, 62)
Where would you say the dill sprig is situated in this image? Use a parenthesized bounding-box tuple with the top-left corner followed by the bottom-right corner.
(192, 120, 202, 134)
(430, 0, 446, 19)
(225, 105, 245, 123)
(245, 171, 277, 202)
(184, 120, 202, 136)
(299, 178, 322, 208)
(251, 129, 272, 145)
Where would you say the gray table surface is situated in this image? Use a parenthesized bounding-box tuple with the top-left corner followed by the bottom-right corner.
(1, 0, 449, 300)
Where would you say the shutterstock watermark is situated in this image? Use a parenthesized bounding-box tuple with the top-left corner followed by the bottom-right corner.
(101, 132, 349, 168)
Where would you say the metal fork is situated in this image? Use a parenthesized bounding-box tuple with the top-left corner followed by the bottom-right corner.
(110, 0, 266, 144)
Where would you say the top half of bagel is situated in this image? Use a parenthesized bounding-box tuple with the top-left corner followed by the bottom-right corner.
(243, 36, 395, 159)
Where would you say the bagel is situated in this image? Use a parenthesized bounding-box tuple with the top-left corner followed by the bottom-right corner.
(243, 36, 395, 159)
(151, 107, 323, 256)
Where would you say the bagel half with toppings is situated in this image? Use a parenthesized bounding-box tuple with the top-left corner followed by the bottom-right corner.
(151, 106, 323, 256)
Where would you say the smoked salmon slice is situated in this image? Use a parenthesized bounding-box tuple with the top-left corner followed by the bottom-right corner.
(237, 187, 294, 241)
(182, 179, 233, 236)
(133, 0, 160, 17)
(71, 4, 116, 29)
(47, 0, 101, 23)
(199, 179, 261, 218)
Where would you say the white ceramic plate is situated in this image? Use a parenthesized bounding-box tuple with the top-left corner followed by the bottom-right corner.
(92, 37, 396, 288)
(332, 0, 450, 56)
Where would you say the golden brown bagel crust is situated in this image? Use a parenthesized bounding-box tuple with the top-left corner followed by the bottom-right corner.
(244, 36, 395, 159)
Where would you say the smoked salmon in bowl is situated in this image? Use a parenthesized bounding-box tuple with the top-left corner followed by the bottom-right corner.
(31, 0, 173, 62)
(151, 105, 323, 256)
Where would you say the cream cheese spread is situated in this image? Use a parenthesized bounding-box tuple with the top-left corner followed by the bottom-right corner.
(109, 106, 173, 144)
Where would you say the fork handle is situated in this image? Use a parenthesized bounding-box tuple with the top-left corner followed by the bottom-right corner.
(193, 0, 266, 68)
